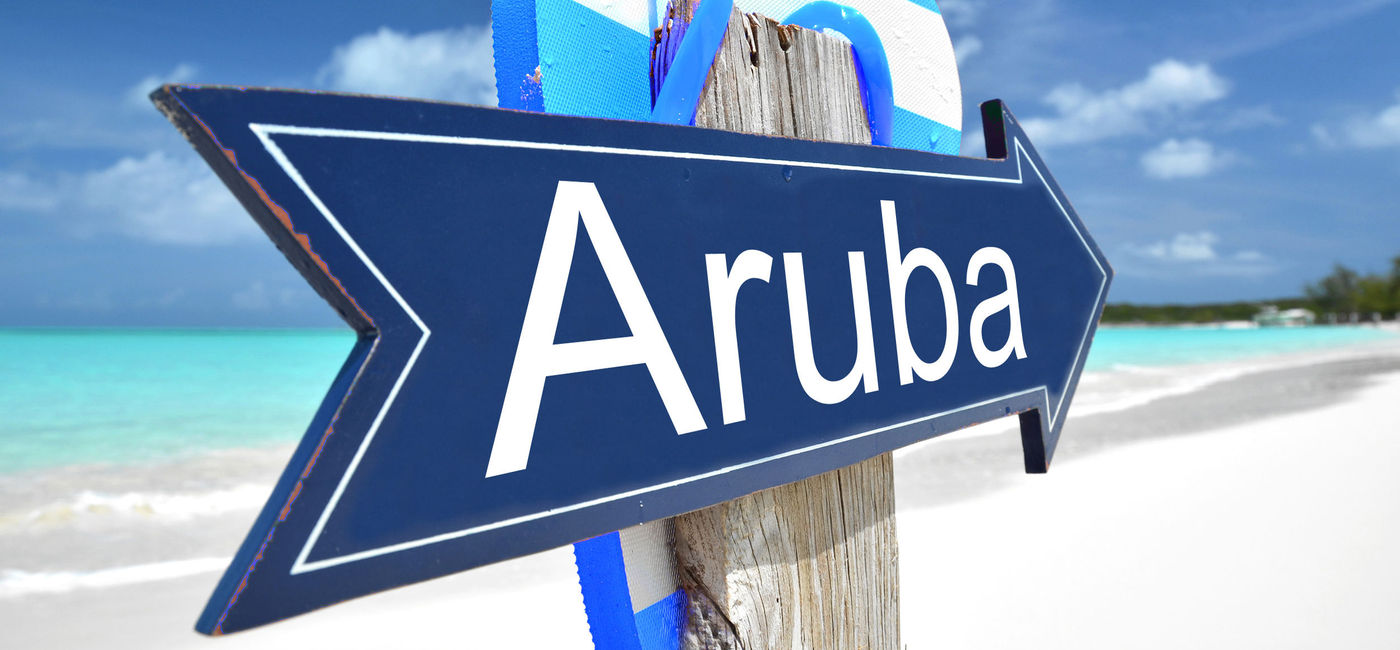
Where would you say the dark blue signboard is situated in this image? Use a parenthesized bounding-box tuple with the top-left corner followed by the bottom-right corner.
(154, 86, 1110, 634)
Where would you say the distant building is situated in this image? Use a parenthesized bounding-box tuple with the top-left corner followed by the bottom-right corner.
(1253, 305, 1315, 327)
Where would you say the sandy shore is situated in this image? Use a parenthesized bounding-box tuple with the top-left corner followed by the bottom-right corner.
(3, 334, 1399, 648)
(897, 365, 1400, 648)
(895, 335, 1400, 509)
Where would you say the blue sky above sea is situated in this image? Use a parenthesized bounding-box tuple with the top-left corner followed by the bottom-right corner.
(1, 0, 1398, 327)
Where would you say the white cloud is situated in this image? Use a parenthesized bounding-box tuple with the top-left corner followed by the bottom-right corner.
(1022, 60, 1229, 146)
(935, 0, 984, 28)
(953, 35, 983, 63)
(1130, 231, 1221, 262)
(2, 151, 256, 245)
(125, 63, 198, 109)
(77, 151, 255, 244)
(1204, 0, 1395, 61)
(959, 125, 985, 157)
(1312, 89, 1400, 149)
(1123, 231, 1273, 277)
(0, 171, 60, 211)
(1140, 138, 1233, 179)
(317, 25, 496, 106)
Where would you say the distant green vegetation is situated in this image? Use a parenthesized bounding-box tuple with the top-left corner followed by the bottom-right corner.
(1103, 256, 1400, 324)
(1102, 298, 1315, 324)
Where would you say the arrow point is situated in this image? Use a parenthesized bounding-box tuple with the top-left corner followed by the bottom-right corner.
(980, 99, 1113, 476)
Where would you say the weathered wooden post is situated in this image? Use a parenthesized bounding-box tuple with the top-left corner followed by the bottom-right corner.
(654, 4, 899, 648)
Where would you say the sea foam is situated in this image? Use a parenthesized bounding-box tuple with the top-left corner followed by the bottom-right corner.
(0, 557, 228, 598)
(5, 484, 268, 528)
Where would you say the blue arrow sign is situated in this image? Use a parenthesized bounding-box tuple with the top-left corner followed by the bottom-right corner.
(154, 86, 1110, 634)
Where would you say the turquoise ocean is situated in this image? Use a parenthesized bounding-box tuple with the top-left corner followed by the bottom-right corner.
(1, 325, 1394, 476)
(0, 324, 1395, 600)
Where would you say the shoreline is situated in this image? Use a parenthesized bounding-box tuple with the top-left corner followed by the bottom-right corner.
(3, 325, 1392, 485)
(4, 334, 1398, 576)
(3, 334, 1400, 647)
(894, 333, 1400, 510)
(8, 326, 1393, 483)
(1098, 321, 1400, 330)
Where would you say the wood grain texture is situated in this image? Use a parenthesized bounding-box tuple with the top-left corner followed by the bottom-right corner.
(655, 4, 898, 649)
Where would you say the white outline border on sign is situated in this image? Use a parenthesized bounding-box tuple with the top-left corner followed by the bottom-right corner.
(247, 123, 1108, 575)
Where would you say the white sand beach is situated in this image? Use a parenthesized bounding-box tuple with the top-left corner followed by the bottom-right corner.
(898, 365, 1400, 648)
(3, 332, 1399, 648)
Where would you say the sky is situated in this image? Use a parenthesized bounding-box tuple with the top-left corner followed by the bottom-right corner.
(0, 0, 1397, 327)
